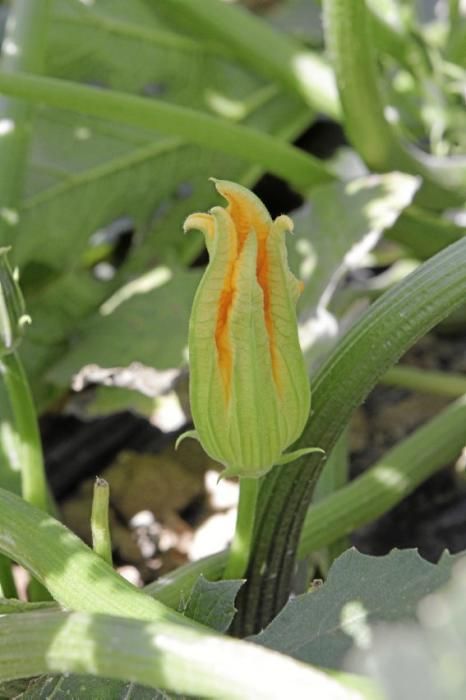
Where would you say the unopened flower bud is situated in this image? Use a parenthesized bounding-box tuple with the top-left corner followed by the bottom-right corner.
(179, 180, 318, 478)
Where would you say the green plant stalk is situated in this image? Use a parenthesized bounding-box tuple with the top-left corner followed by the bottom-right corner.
(446, 0, 465, 64)
(323, 0, 466, 209)
(0, 72, 333, 192)
(0, 380, 22, 496)
(223, 477, 259, 581)
(0, 0, 51, 246)
(235, 235, 466, 635)
(0, 353, 47, 513)
(313, 431, 349, 571)
(366, 5, 417, 71)
(0, 353, 51, 602)
(381, 365, 466, 398)
(446, 21, 466, 65)
(0, 376, 20, 599)
(316, 0, 424, 72)
(387, 207, 465, 260)
(0, 487, 200, 628)
(146, 393, 466, 612)
(91, 477, 112, 566)
(54, 9, 226, 56)
(0, 555, 17, 598)
(0, 611, 377, 700)
(448, 0, 460, 25)
(298, 394, 466, 557)
(163, 0, 340, 120)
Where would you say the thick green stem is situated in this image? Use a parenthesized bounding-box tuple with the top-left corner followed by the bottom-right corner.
(0, 610, 373, 700)
(0, 72, 333, 192)
(91, 477, 112, 566)
(0, 0, 51, 245)
(381, 365, 466, 398)
(0, 352, 47, 513)
(224, 477, 259, 581)
(323, 0, 466, 209)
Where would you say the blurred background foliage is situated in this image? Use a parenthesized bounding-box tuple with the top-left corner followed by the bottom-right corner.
(0, 0, 463, 417)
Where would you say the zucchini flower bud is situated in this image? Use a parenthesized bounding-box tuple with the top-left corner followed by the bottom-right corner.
(181, 180, 317, 478)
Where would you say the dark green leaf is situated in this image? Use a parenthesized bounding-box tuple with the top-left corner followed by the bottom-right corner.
(183, 575, 243, 632)
(347, 553, 466, 700)
(251, 548, 457, 669)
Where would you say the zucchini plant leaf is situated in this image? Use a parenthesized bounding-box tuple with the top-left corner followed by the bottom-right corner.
(182, 575, 243, 632)
(251, 548, 457, 670)
(347, 554, 466, 700)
